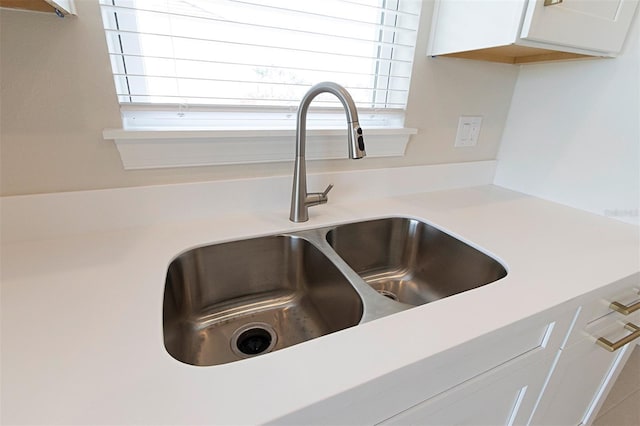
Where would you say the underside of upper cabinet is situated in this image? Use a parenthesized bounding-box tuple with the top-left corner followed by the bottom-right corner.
(436, 45, 595, 65)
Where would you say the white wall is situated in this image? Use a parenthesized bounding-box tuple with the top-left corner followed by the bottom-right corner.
(495, 17, 640, 225)
(0, 0, 519, 196)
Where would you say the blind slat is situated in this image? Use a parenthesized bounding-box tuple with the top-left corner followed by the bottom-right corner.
(112, 72, 410, 93)
(108, 52, 412, 80)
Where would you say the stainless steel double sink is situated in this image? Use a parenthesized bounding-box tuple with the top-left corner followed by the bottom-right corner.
(163, 217, 507, 366)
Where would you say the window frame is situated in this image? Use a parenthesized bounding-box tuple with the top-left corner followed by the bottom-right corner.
(100, 0, 421, 169)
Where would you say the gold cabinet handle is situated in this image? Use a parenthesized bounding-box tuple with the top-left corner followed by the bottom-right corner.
(596, 322, 640, 352)
(610, 299, 640, 315)
(544, 0, 563, 6)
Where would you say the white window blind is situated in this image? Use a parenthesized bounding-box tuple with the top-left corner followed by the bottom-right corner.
(100, 0, 421, 130)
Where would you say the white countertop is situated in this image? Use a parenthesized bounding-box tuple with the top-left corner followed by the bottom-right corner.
(2, 173, 639, 424)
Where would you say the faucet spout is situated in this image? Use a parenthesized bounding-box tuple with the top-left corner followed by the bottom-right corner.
(290, 82, 366, 223)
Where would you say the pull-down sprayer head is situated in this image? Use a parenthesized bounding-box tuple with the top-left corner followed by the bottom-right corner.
(348, 122, 366, 159)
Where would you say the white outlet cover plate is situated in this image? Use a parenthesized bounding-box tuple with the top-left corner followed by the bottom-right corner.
(455, 116, 482, 147)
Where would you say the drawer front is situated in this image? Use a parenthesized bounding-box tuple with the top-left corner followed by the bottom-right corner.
(566, 273, 640, 348)
(587, 310, 640, 353)
(587, 287, 640, 325)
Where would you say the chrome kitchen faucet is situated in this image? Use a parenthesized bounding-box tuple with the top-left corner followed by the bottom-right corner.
(289, 82, 366, 222)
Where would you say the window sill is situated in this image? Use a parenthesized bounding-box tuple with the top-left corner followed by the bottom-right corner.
(102, 127, 417, 170)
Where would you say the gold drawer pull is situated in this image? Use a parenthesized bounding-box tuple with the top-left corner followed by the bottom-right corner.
(596, 322, 640, 352)
(610, 299, 640, 315)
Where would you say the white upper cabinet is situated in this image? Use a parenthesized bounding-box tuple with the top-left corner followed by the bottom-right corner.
(48, 0, 75, 15)
(427, 0, 639, 64)
(0, 0, 76, 15)
(522, 0, 638, 52)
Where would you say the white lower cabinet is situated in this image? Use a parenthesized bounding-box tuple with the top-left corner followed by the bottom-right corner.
(531, 273, 640, 425)
(275, 274, 640, 425)
(384, 272, 640, 426)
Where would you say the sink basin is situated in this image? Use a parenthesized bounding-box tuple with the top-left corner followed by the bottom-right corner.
(163, 235, 363, 366)
(163, 217, 507, 366)
(326, 217, 507, 306)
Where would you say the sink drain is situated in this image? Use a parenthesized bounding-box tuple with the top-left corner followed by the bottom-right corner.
(377, 289, 399, 301)
(231, 322, 278, 358)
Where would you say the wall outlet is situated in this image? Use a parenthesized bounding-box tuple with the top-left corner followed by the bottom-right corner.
(455, 116, 482, 147)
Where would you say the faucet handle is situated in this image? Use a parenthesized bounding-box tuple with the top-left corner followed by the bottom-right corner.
(322, 184, 334, 198)
(305, 184, 334, 208)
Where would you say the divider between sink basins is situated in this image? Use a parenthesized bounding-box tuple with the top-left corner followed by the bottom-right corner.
(286, 227, 415, 323)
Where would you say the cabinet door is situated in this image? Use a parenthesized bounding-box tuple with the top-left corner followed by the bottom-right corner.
(380, 354, 555, 426)
(520, 0, 638, 54)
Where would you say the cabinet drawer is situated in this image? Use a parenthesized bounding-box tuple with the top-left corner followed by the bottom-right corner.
(587, 310, 640, 353)
(588, 287, 640, 325)
(566, 273, 640, 348)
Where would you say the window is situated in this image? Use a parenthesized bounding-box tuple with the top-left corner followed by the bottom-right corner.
(99, 0, 421, 168)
